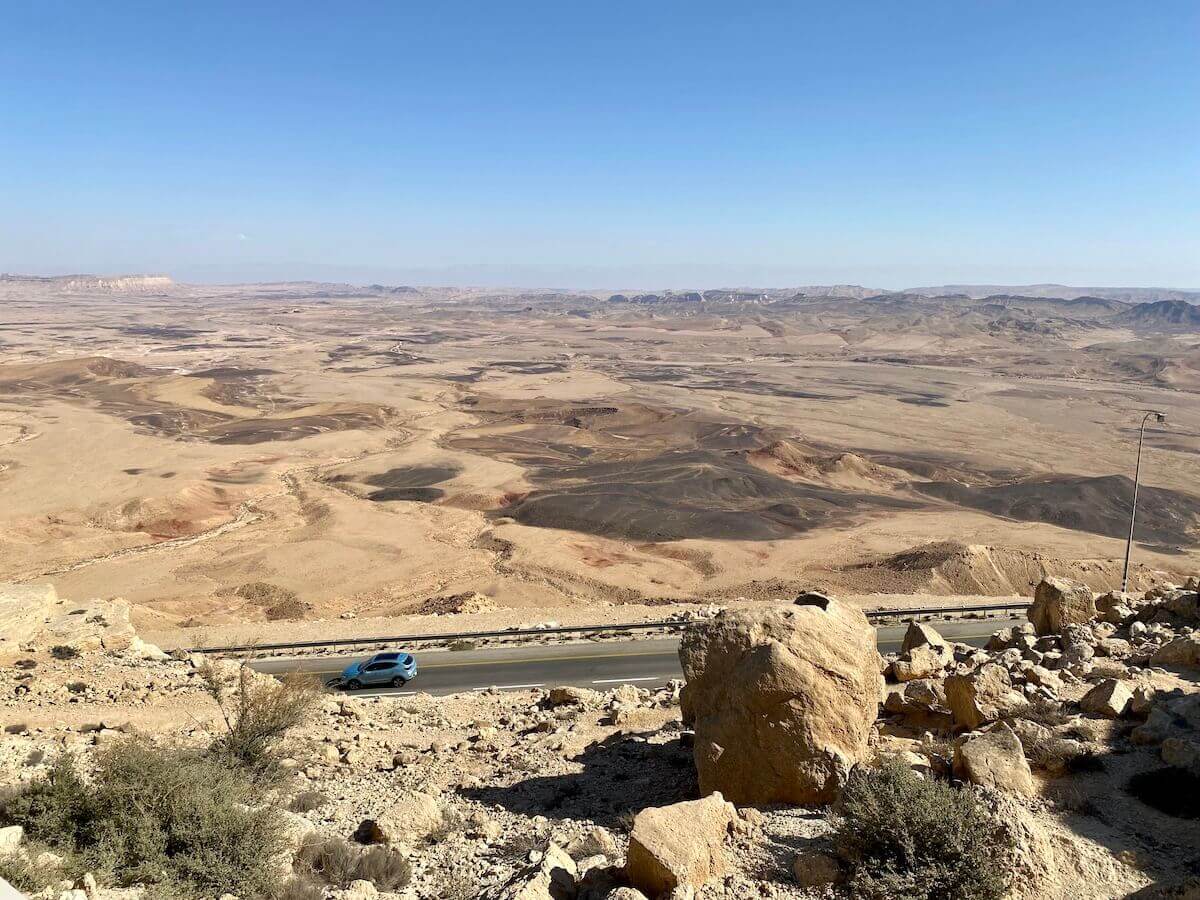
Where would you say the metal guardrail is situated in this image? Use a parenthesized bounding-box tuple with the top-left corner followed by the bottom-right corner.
(187, 601, 1027, 655)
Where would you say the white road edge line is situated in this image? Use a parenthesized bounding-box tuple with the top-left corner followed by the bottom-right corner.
(591, 676, 662, 684)
(472, 683, 545, 691)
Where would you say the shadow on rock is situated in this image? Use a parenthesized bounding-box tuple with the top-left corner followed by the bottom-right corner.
(461, 731, 698, 826)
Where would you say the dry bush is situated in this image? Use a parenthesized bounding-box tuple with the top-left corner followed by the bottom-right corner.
(833, 760, 1013, 900)
(50, 645, 80, 660)
(436, 870, 480, 900)
(288, 791, 330, 813)
(0, 743, 283, 898)
(353, 846, 412, 890)
(275, 877, 325, 900)
(265, 598, 312, 621)
(1005, 697, 1074, 728)
(294, 834, 411, 890)
(200, 663, 319, 779)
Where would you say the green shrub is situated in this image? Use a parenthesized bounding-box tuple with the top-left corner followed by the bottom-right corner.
(200, 664, 318, 780)
(0, 742, 284, 899)
(0, 843, 63, 892)
(833, 760, 1013, 900)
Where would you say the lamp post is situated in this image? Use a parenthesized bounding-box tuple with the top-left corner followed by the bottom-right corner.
(1122, 410, 1166, 592)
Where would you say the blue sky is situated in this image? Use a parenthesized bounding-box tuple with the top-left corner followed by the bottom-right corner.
(2, 1, 1197, 288)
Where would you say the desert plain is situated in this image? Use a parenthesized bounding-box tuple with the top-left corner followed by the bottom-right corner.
(2, 275, 1199, 646)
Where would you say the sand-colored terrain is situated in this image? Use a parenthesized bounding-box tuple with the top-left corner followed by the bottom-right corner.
(2, 276, 1199, 642)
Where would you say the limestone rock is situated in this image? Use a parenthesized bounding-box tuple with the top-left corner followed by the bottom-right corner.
(953, 722, 1035, 797)
(358, 790, 444, 843)
(900, 621, 949, 654)
(1080, 679, 1133, 718)
(944, 663, 1023, 730)
(0, 826, 22, 853)
(488, 842, 577, 900)
(679, 599, 881, 804)
(625, 793, 736, 897)
(891, 645, 948, 682)
(1028, 578, 1096, 636)
(1151, 635, 1200, 669)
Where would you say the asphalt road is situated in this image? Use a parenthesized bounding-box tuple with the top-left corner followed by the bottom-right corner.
(248, 618, 1018, 698)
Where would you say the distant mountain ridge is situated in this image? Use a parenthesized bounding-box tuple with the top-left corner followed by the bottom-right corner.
(902, 283, 1200, 304)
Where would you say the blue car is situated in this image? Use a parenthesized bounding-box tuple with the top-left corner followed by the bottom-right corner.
(340, 651, 417, 689)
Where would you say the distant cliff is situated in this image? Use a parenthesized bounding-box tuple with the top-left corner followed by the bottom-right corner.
(0, 273, 174, 291)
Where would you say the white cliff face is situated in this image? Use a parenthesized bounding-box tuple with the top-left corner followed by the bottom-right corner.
(0, 582, 57, 647)
(0, 274, 173, 292)
(0, 583, 144, 653)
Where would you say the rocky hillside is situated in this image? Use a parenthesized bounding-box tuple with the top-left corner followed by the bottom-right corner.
(1, 578, 1198, 899)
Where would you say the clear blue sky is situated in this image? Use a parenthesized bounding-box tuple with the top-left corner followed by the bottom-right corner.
(2, 1, 1197, 289)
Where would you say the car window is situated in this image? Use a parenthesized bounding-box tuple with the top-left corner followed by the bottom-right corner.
(364, 662, 394, 672)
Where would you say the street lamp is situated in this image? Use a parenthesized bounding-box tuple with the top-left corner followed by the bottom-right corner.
(1122, 410, 1167, 592)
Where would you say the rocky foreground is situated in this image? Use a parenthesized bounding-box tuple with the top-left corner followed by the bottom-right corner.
(1, 578, 1198, 900)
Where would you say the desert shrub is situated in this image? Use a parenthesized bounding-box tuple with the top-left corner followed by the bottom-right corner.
(288, 791, 330, 813)
(353, 846, 412, 890)
(265, 598, 312, 621)
(50, 645, 81, 660)
(434, 870, 478, 900)
(448, 639, 477, 651)
(275, 877, 326, 900)
(0, 847, 62, 892)
(200, 663, 318, 779)
(0, 742, 284, 898)
(2, 723, 27, 735)
(13, 659, 37, 670)
(1005, 697, 1074, 728)
(66, 681, 88, 694)
(833, 760, 1013, 900)
(294, 835, 411, 890)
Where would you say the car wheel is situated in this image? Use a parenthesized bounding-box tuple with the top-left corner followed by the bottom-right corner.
(390, 676, 407, 688)
(346, 679, 362, 690)
(324, 677, 343, 689)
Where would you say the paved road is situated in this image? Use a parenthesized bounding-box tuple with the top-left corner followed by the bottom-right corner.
(248, 618, 1018, 697)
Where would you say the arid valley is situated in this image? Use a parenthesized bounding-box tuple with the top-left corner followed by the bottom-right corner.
(2, 274, 1199, 647)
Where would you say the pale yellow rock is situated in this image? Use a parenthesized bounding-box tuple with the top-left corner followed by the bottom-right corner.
(679, 598, 881, 804)
(953, 722, 1035, 797)
(625, 793, 736, 897)
(1028, 578, 1096, 636)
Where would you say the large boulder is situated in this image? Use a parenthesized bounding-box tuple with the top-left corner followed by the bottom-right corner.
(679, 598, 881, 805)
(624, 793, 735, 897)
(953, 722, 1035, 797)
(1028, 578, 1096, 636)
(944, 663, 1024, 730)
